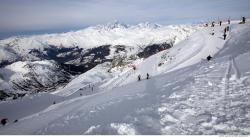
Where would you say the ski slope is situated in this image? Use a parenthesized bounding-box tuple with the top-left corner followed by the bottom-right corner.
(100, 22, 228, 88)
(1, 21, 250, 135)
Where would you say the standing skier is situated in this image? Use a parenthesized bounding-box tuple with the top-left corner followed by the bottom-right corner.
(146, 73, 149, 79)
(223, 32, 227, 40)
(138, 74, 141, 81)
(242, 17, 246, 24)
(219, 21, 222, 26)
(211, 21, 215, 27)
(228, 19, 230, 24)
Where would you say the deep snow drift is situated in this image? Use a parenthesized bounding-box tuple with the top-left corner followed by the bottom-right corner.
(0, 21, 250, 135)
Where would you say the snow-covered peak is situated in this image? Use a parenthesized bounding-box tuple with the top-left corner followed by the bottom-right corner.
(93, 21, 161, 30)
(134, 22, 161, 29)
(0, 22, 198, 63)
(94, 20, 129, 30)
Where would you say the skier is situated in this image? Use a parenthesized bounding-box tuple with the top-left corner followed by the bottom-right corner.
(224, 27, 227, 34)
(211, 21, 215, 27)
(1, 118, 8, 126)
(242, 17, 246, 24)
(146, 73, 149, 79)
(223, 33, 227, 40)
(228, 19, 230, 24)
(226, 26, 230, 31)
(91, 86, 94, 92)
(14, 119, 18, 123)
(219, 21, 222, 26)
(138, 74, 141, 81)
(211, 29, 215, 36)
(207, 55, 212, 61)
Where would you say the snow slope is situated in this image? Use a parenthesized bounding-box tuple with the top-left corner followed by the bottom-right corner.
(52, 62, 113, 97)
(0, 21, 250, 135)
(99, 22, 227, 88)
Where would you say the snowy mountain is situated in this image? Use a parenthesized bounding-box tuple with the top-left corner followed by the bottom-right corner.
(0, 20, 250, 135)
(0, 60, 71, 95)
(0, 22, 197, 97)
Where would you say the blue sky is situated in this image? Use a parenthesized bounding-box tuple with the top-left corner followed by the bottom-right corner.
(0, 0, 250, 37)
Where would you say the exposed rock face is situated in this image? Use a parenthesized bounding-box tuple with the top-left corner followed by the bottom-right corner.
(138, 43, 172, 58)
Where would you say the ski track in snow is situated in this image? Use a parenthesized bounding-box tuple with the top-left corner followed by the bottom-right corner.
(1, 21, 250, 135)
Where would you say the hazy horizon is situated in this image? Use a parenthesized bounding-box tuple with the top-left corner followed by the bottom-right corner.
(0, 0, 250, 39)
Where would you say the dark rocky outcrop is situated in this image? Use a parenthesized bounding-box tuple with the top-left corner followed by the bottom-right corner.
(138, 42, 172, 58)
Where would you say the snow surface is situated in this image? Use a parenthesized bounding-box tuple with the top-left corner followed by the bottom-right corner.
(0, 20, 250, 135)
(52, 62, 113, 97)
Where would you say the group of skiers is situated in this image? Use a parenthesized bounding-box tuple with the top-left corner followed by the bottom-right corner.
(138, 73, 150, 81)
(205, 17, 247, 61)
(206, 17, 247, 40)
(79, 84, 94, 96)
(0, 118, 18, 126)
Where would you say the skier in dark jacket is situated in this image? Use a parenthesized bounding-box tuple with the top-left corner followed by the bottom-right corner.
(223, 33, 227, 40)
(138, 74, 141, 81)
(211, 22, 215, 27)
(219, 21, 222, 26)
(1, 118, 8, 126)
(242, 17, 246, 24)
(207, 55, 212, 61)
(224, 27, 227, 34)
(146, 73, 149, 79)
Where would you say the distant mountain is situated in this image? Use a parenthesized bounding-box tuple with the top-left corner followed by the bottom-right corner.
(94, 20, 129, 30)
(0, 22, 198, 99)
(0, 60, 71, 96)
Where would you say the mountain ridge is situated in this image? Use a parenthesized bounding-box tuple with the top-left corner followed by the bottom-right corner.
(0, 22, 197, 98)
